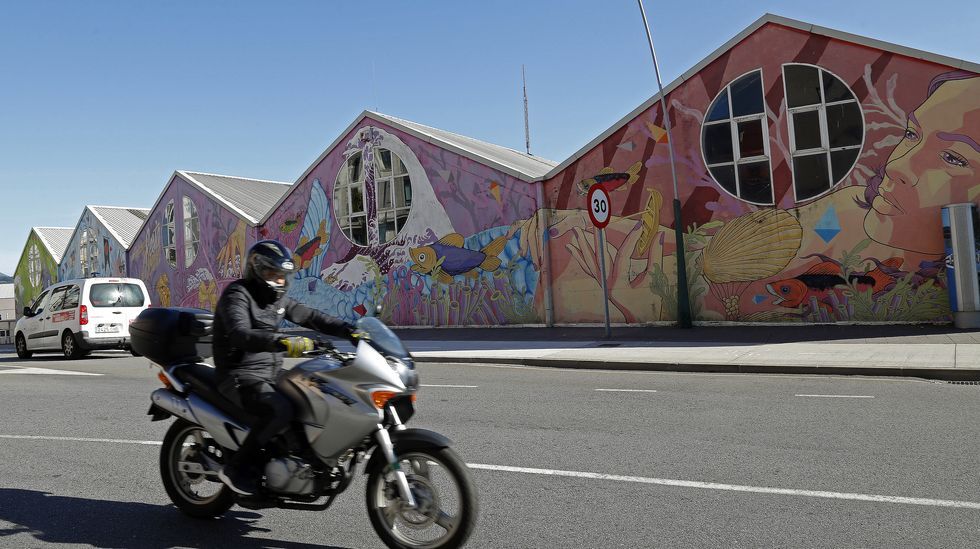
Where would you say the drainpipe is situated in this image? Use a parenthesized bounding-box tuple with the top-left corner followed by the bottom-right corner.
(535, 181, 555, 326)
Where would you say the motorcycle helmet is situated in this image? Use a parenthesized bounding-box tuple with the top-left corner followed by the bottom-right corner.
(245, 240, 296, 299)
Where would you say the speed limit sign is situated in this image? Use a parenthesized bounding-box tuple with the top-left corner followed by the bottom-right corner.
(587, 185, 611, 229)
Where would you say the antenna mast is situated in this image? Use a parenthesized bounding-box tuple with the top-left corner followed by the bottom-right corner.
(522, 65, 531, 155)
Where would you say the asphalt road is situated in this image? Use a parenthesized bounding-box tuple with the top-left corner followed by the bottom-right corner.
(2, 350, 980, 548)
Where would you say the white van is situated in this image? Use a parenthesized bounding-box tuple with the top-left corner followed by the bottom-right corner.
(15, 277, 150, 359)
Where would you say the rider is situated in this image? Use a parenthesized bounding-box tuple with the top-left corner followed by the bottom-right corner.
(213, 239, 356, 495)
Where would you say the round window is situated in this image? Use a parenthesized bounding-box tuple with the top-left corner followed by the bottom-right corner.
(333, 148, 413, 246)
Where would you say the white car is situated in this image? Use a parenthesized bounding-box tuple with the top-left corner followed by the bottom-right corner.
(15, 277, 151, 359)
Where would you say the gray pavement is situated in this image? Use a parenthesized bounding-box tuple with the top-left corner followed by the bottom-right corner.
(383, 324, 980, 380)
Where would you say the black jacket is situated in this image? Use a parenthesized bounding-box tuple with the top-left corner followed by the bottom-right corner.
(213, 278, 351, 384)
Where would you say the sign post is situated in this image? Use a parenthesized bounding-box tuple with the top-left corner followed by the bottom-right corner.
(587, 185, 612, 339)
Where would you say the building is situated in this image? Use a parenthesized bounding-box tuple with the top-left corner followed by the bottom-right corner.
(13, 227, 73, 316)
(127, 171, 291, 308)
(0, 274, 14, 344)
(16, 13, 980, 326)
(534, 14, 979, 324)
(58, 206, 149, 281)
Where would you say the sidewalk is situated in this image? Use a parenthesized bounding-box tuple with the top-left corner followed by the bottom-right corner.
(389, 324, 980, 381)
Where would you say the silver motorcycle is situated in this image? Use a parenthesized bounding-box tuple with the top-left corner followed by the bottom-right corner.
(141, 312, 478, 549)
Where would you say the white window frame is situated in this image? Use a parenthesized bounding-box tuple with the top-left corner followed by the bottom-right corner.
(182, 196, 200, 267)
(334, 147, 413, 246)
(164, 200, 177, 268)
(700, 69, 775, 206)
(782, 63, 865, 203)
(79, 228, 99, 277)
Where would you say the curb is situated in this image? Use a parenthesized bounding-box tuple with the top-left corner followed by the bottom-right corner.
(412, 355, 980, 381)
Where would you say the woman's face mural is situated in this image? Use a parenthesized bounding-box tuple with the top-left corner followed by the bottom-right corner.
(864, 76, 980, 254)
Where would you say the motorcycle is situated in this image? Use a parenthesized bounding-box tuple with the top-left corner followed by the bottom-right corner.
(135, 308, 478, 549)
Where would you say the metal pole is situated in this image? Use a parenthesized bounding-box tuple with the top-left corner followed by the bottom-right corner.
(636, 0, 692, 328)
(597, 228, 612, 338)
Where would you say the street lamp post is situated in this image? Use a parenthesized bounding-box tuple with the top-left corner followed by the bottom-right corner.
(636, 0, 692, 328)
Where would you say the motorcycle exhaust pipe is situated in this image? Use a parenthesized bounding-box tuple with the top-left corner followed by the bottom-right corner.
(151, 388, 199, 424)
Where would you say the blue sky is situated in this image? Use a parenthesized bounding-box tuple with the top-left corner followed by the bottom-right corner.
(1, 0, 978, 276)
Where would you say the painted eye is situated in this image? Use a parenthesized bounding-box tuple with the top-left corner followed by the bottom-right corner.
(904, 128, 920, 142)
(780, 285, 791, 293)
(418, 253, 426, 262)
(941, 150, 969, 168)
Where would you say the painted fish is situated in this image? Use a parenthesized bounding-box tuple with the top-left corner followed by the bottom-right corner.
(577, 162, 642, 196)
(280, 217, 300, 233)
(409, 233, 508, 284)
(767, 257, 904, 309)
(293, 219, 329, 269)
(489, 181, 501, 204)
(258, 227, 270, 238)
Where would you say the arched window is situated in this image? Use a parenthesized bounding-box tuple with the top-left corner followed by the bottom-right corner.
(163, 200, 177, 267)
(334, 148, 413, 246)
(79, 228, 99, 276)
(182, 196, 200, 267)
(701, 70, 773, 205)
(782, 64, 864, 201)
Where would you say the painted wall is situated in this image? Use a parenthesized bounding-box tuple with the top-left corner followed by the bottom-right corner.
(263, 123, 540, 326)
(535, 22, 977, 324)
(13, 231, 60, 315)
(128, 176, 258, 309)
(59, 209, 128, 281)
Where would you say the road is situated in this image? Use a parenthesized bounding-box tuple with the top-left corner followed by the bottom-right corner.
(1, 350, 980, 548)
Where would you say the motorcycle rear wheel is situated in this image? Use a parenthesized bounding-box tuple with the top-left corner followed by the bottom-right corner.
(366, 445, 478, 549)
(160, 419, 236, 519)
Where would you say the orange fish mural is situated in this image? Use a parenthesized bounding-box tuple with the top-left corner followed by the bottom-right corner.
(767, 257, 904, 309)
(489, 181, 501, 204)
(409, 233, 507, 284)
(293, 219, 329, 270)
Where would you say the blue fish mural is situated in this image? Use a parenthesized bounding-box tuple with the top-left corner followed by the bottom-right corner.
(409, 233, 507, 284)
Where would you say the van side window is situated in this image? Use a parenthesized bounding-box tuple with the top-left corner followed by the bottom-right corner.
(31, 291, 50, 315)
(48, 287, 68, 312)
(61, 286, 80, 309)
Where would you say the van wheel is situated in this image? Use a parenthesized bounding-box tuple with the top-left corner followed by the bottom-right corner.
(62, 331, 84, 359)
(15, 334, 32, 359)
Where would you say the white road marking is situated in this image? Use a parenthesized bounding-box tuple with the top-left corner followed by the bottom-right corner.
(795, 394, 874, 399)
(466, 464, 980, 510)
(420, 384, 478, 388)
(5, 433, 978, 510)
(595, 389, 657, 393)
(0, 366, 102, 376)
(0, 435, 160, 445)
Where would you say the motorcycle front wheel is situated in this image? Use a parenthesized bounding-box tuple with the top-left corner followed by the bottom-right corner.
(160, 419, 236, 519)
(366, 445, 478, 549)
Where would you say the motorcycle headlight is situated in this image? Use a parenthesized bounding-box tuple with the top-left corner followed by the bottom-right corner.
(387, 356, 419, 389)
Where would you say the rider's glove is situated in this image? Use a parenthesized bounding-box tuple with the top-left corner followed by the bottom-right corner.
(279, 336, 315, 358)
(347, 324, 363, 346)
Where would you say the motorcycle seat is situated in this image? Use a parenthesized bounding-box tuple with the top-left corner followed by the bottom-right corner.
(172, 362, 257, 426)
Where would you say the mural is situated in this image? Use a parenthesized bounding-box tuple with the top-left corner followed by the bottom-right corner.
(59, 209, 128, 281)
(109, 22, 980, 326)
(13, 232, 60, 314)
(531, 24, 977, 324)
(129, 177, 257, 309)
(265, 125, 539, 326)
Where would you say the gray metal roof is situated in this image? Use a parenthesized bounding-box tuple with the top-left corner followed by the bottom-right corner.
(88, 206, 151, 248)
(368, 112, 558, 180)
(33, 227, 74, 263)
(179, 171, 292, 224)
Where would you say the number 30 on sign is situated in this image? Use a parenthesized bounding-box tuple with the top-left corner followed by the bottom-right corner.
(587, 185, 611, 229)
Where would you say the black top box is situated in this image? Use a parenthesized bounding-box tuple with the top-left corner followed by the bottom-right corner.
(130, 307, 213, 365)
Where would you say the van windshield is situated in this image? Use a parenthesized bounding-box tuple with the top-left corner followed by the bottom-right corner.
(90, 283, 145, 307)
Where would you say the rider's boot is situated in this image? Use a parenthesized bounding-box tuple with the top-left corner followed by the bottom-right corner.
(218, 458, 259, 496)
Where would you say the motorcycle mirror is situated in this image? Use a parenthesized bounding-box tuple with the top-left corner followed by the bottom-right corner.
(374, 304, 383, 317)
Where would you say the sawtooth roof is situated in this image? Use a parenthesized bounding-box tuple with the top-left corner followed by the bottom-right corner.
(87, 206, 150, 248)
(179, 171, 292, 224)
(33, 227, 74, 263)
